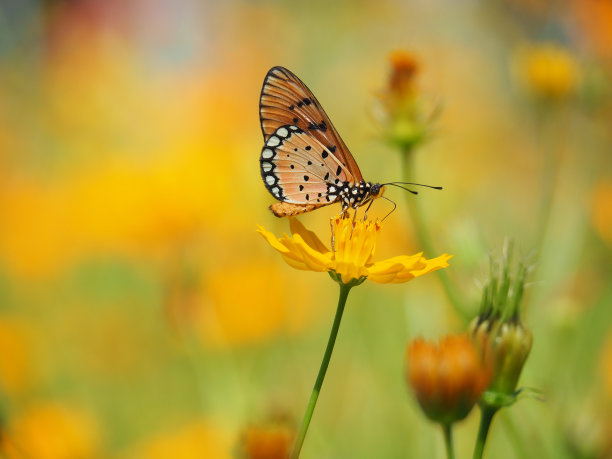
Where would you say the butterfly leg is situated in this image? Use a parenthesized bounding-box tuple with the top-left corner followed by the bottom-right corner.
(349, 208, 357, 238)
(330, 216, 336, 252)
(363, 199, 374, 221)
(381, 195, 397, 222)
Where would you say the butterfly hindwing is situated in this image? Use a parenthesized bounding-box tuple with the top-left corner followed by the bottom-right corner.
(260, 125, 351, 205)
(260, 66, 364, 182)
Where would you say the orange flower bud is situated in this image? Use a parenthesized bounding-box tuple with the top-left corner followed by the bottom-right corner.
(388, 50, 420, 97)
(406, 335, 491, 425)
(373, 50, 439, 152)
(239, 423, 294, 459)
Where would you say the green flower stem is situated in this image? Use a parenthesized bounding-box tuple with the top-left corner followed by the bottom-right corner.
(442, 423, 455, 459)
(472, 406, 498, 459)
(533, 115, 561, 253)
(401, 150, 469, 320)
(290, 282, 353, 459)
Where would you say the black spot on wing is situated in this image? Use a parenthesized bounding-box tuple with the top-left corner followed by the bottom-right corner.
(308, 120, 327, 132)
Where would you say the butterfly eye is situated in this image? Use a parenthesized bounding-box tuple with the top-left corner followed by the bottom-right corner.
(371, 184, 383, 197)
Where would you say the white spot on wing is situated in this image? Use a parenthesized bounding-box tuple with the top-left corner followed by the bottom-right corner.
(262, 148, 274, 159)
(277, 127, 288, 138)
(262, 162, 273, 172)
(265, 175, 275, 185)
(290, 125, 298, 131)
(272, 187, 280, 196)
(267, 136, 280, 147)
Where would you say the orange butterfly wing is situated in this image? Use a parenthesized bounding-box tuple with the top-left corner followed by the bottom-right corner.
(259, 66, 364, 183)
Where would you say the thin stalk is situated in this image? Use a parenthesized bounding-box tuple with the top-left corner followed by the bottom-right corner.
(290, 283, 353, 458)
(442, 423, 455, 459)
(473, 406, 497, 459)
(533, 114, 561, 253)
(401, 150, 469, 320)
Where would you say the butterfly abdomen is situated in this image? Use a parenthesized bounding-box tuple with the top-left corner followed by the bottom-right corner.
(269, 202, 326, 217)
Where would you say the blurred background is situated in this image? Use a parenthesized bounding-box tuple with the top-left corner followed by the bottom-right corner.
(0, 0, 611, 457)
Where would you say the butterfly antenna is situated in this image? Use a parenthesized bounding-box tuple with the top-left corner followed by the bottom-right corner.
(381, 195, 397, 222)
(384, 182, 443, 191)
(385, 183, 419, 195)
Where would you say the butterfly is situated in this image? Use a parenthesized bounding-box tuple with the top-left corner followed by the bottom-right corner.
(258, 66, 386, 218)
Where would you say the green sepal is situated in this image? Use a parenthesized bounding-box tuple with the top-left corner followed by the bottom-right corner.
(328, 270, 367, 287)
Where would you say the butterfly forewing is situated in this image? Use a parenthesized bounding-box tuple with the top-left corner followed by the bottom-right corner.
(260, 125, 352, 205)
(260, 66, 363, 182)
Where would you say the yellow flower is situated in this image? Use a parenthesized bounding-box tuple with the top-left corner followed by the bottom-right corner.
(257, 216, 451, 285)
(514, 42, 580, 101)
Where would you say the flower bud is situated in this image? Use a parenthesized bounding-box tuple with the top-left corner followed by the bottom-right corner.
(470, 318, 532, 397)
(373, 50, 439, 152)
(469, 242, 533, 404)
(406, 334, 491, 425)
(238, 417, 295, 459)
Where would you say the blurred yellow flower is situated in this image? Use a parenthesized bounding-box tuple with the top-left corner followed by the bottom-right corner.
(257, 216, 451, 285)
(406, 335, 491, 425)
(602, 331, 612, 400)
(126, 421, 232, 459)
(592, 179, 612, 245)
(165, 259, 317, 348)
(0, 317, 33, 396)
(514, 42, 580, 101)
(1, 402, 100, 459)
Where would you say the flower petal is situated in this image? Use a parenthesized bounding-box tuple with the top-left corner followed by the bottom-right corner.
(291, 234, 332, 272)
(367, 253, 451, 284)
(256, 226, 291, 255)
(289, 218, 329, 254)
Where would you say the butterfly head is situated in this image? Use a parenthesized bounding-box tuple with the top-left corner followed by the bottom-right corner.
(370, 183, 385, 198)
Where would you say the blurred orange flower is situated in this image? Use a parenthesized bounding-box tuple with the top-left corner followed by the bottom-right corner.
(239, 423, 294, 459)
(258, 217, 451, 285)
(592, 179, 612, 245)
(406, 335, 491, 425)
(572, 0, 612, 59)
(1, 402, 101, 459)
(387, 50, 420, 97)
(373, 50, 438, 151)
